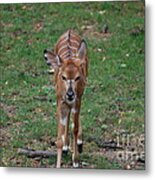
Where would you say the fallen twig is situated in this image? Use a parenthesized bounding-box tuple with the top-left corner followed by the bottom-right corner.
(17, 148, 57, 158)
(86, 136, 123, 150)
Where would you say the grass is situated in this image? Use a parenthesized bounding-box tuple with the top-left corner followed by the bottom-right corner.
(0, 1, 144, 169)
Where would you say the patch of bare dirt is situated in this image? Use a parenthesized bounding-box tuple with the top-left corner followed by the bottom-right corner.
(0, 126, 12, 147)
(0, 102, 16, 118)
(82, 24, 112, 41)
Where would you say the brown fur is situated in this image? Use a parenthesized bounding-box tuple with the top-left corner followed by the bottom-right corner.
(44, 30, 88, 168)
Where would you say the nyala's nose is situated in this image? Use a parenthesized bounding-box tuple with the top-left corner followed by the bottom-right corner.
(66, 89, 75, 101)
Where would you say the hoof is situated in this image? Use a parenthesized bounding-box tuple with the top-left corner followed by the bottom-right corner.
(62, 150, 68, 155)
(78, 143, 83, 153)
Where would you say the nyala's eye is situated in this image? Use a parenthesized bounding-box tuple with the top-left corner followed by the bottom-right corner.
(62, 75, 67, 81)
(75, 76, 80, 81)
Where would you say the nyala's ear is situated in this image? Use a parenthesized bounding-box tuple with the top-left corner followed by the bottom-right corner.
(44, 49, 62, 69)
(77, 40, 87, 61)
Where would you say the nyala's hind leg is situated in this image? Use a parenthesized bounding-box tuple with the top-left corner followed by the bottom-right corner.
(77, 118, 83, 154)
(62, 111, 70, 155)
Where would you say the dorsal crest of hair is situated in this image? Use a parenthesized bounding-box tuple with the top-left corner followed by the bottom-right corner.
(55, 30, 81, 61)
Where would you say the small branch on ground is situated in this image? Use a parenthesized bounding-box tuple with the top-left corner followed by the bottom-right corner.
(86, 136, 123, 150)
(17, 148, 57, 158)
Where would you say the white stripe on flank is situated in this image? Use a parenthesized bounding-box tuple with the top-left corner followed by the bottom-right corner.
(70, 46, 78, 51)
(58, 44, 78, 54)
(58, 45, 68, 54)
(60, 50, 69, 57)
(59, 33, 68, 43)
(70, 39, 79, 46)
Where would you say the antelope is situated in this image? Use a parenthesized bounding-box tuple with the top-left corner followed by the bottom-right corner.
(44, 30, 88, 168)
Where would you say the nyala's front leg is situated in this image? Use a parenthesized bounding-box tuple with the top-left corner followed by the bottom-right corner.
(72, 107, 83, 168)
(56, 103, 70, 168)
(55, 121, 64, 168)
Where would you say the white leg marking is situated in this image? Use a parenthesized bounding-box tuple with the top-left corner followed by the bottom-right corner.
(61, 135, 68, 151)
(61, 135, 65, 143)
(71, 122, 74, 129)
(60, 117, 67, 126)
(71, 108, 77, 114)
(73, 162, 79, 168)
(77, 139, 83, 145)
(62, 145, 68, 151)
(72, 153, 79, 168)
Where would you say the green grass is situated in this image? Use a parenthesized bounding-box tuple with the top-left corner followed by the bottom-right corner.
(0, 1, 144, 169)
